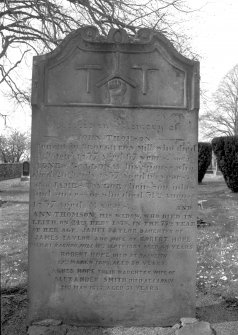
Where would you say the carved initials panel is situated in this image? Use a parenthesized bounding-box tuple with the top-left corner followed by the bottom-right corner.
(41, 28, 199, 108)
(132, 64, 159, 95)
(75, 65, 102, 93)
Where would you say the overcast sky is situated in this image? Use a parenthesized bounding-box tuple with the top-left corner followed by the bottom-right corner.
(1, 0, 238, 137)
(188, 0, 238, 93)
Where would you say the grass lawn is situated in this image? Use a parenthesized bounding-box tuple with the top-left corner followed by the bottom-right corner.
(197, 174, 238, 300)
(0, 179, 29, 290)
(0, 175, 238, 334)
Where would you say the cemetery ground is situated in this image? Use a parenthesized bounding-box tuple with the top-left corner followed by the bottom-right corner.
(1, 176, 238, 335)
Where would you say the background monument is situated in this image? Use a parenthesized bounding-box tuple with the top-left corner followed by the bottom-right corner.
(29, 26, 199, 327)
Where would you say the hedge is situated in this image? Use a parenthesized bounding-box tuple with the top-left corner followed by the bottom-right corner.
(212, 136, 238, 192)
(198, 142, 212, 183)
(0, 163, 23, 181)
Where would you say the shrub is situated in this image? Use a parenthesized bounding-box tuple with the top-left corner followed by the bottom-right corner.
(0, 163, 22, 181)
(198, 142, 212, 183)
(212, 136, 238, 192)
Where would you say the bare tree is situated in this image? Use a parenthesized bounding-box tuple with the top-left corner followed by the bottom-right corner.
(0, 0, 79, 104)
(0, 0, 199, 106)
(0, 130, 30, 163)
(201, 64, 238, 138)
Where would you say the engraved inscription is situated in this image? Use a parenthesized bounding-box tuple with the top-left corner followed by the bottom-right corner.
(30, 108, 197, 299)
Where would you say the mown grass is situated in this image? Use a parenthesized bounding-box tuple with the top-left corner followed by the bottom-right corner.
(0, 179, 29, 290)
(197, 175, 238, 300)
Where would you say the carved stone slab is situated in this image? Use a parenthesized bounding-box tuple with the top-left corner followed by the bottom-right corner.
(29, 26, 200, 327)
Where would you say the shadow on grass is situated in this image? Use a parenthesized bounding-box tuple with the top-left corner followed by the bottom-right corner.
(1, 285, 28, 335)
(1, 284, 27, 296)
(196, 299, 238, 323)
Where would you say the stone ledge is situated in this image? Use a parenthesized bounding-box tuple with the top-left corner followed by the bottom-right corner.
(20, 176, 30, 181)
(28, 325, 68, 335)
(27, 319, 216, 335)
(175, 321, 215, 335)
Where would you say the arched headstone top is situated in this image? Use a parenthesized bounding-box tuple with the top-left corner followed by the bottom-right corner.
(32, 26, 199, 110)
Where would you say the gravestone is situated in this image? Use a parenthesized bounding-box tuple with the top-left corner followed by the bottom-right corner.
(29, 26, 200, 327)
(23, 161, 30, 176)
(21, 161, 30, 181)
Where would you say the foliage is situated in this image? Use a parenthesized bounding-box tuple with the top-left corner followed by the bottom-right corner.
(0, 180, 29, 290)
(0, 130, 30, 163)
(201, 64, 238, 138)
(0, 163, 22, 180)
(212, 136, 238, 192)
(198, 142, 212, 183)
(0, 0, 199, 105)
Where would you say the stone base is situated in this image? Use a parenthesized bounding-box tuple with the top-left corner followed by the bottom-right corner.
(20, 176, 30, 181)
(27, 318, 215, 335)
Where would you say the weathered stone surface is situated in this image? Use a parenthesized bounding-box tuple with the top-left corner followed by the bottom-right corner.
(66, 327, 105, 335)
(21, 175, 30, 181)
(176, 321, 215, 335)
(29, 26, 199, 327)
(171, 323, 181, 331)
(32, 319, 62, 326)
(27, 323, 216, 335)
(28, 325, 68, 335)
(98, 327, 174, 335)
(29, 325, 176, 335)
(180, 317, 198, 326)
(28, 326, 47, 335)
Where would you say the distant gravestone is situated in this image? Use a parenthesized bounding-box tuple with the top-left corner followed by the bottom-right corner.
(29, 27, 200, 327)
(21, 161, 30, 181)
(23, 161, 30, 176)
